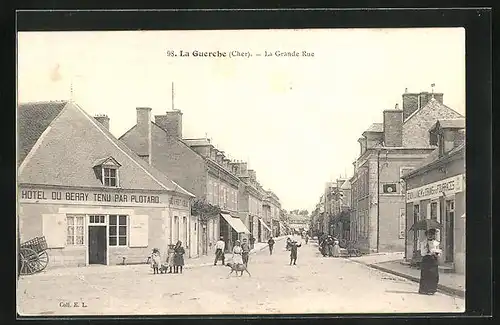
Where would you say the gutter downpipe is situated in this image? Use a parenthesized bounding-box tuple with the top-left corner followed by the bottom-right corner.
(404, 179, 408, 260)
(376, 149, 380, 253)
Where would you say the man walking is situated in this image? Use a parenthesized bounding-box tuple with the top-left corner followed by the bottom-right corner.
(214, 236, 225, 266)
(268, 237, 275, 255)
(241, 238, 251, 266)
(289, 240, 302, 265)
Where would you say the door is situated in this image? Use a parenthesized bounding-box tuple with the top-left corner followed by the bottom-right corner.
(258, 222, 262, 242)
(201, 225, 208, 255)
(88, 226, 107, 265)
(445, 200, 455, 263)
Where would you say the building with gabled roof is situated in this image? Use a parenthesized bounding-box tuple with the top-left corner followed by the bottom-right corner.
(402, 118, 465, 275)
(18, 101, 194, 270)
(350, 89, 464, 253)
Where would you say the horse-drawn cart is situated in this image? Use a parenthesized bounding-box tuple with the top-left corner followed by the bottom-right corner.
(18, 236, 49, 275)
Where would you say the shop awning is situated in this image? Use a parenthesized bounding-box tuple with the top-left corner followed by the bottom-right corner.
(259, 218, 271, 231)
(220, 213, 250, 234)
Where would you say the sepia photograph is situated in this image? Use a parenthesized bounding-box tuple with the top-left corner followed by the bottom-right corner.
(17, 27, 466, 315)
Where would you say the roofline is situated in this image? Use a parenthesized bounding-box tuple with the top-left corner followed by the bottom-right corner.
(73, 102, 195, 197)
(403, 100, 464, 125)
(402, 145, 465, 179)
(18, 101, 71, 175)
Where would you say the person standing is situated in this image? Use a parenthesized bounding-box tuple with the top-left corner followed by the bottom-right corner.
(173, 241, 185, 274)
(289, 240, 302, 265)
(268, 237, 275, 255)
(250, 236, 256, 250)
(418, 229, 441, 295)
(241, 238, 251, 266)
(232, 240, 244, 265)
(332, 238, 341, 257)
(214, 236, 226, 266)
(166, 244, 175, 273)
(305, 234, 309, 245)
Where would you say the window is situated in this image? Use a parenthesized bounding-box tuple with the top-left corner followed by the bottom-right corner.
(109, 215, 128, 246)
(67, 215, 84, 245)
(103, 167, 118, 187)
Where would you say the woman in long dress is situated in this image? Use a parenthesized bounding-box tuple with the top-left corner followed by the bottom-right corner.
(332, 238, 341, 257)
(173, 241, 185, 274)
(419, 229, 441, 295)
(232, 240, 244, 265)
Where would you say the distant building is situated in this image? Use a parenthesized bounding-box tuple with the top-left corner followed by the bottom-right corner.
(403, 118, 465, 274)
(350, 90, 463, 253)
(18, 101, 194, 269)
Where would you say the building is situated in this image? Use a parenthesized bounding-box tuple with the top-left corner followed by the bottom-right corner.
(331, 179, 352, 240)
(230, 165, 270, 243)
(402, 118, 465, 274)
(265, 191, 282, 237)
(18, 101, 194, 269)
(350, 90, 463, 253)
(288, 214, 310, 234)
(120, 108, 250, 255)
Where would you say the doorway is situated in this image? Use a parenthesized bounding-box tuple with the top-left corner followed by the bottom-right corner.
(88, 226, 107, 265)
(445, 200, 455, 263)
(258, 222, 262, 242)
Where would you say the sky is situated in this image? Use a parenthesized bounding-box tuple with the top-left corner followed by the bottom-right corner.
(17, 28, 465, 212)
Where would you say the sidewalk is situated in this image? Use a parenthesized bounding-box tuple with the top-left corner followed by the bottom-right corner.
(348, 252, 465, 298)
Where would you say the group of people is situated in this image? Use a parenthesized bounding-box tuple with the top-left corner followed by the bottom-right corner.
(213, 235, 304, 268)
(150, 240, 185, 274)
(319, 234, 341, 257)
(214, 236, 252, 266)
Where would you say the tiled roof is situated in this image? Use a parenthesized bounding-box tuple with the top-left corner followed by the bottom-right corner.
(365, 123, 384, 133)
(405, 98, 464, 124)
(18, 101, 67, 164)
(18, 101, 194, 197)
(438, 118, 465, 129)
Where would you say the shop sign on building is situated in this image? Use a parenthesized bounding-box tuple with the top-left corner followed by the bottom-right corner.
(19, 187, 164, 205)
(406, 174, 465, 203)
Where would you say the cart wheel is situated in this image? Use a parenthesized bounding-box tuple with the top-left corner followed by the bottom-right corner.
(36, 250, 49, 272)
(19, 247, 38, 275)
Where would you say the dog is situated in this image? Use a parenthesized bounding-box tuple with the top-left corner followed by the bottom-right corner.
(225, 262, 251, 277)
(159, 264, 169, 274)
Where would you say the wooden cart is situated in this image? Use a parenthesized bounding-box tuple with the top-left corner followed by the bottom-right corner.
(19, 236, 49, 275)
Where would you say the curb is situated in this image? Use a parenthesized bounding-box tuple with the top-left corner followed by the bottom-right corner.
(350, 259, 465, 298)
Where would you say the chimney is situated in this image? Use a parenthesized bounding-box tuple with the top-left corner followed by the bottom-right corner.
(154, 110, 183, 138)
(402, 91, 419, 121)
(136, 107, 152, 165)
(383, 109, 403, 147)
(357, 137, 367, 155)
(94, 114, 110, 131)
(248, 170, 257, 181)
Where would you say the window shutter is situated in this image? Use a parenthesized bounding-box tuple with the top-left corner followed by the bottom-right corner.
(129, 215, 149, 247)
(42, 214, 66, 248)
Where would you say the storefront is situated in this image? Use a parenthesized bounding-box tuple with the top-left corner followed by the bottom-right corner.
(219, 213, 250, 252)
(404, 146, 465, 274)
(17, 101, 194, 269)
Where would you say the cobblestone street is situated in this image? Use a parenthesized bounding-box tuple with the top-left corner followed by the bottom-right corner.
(17, 236, 464, 315)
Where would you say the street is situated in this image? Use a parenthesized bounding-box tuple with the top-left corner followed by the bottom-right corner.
(17, 236, 464, 315)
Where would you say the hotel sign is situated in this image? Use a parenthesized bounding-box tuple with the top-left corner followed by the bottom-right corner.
(406, 174, 465, 203)
(19, 187, 164, 205)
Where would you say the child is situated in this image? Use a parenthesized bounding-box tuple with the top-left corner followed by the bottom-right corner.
(151, 248, 161, 274)
(289, 240, 302, 265)
(166, 244, 175, 274)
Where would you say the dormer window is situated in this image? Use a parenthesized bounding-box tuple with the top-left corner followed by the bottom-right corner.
(93, 156, 122, 187)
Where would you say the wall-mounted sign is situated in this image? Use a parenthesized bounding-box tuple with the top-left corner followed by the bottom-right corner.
(19, 188, 163, 204)
(406, 174, 465, 203)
